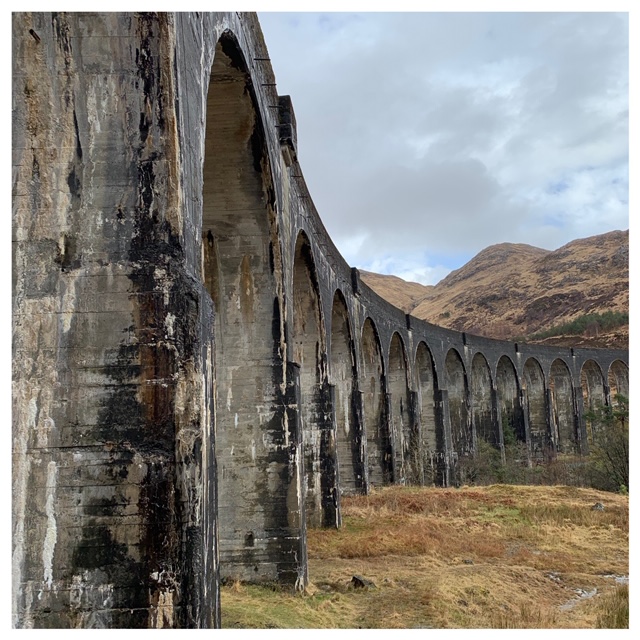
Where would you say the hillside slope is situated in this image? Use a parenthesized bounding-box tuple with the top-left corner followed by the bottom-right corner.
(360, 230, 628, 348)
(358, 270, 433, 312)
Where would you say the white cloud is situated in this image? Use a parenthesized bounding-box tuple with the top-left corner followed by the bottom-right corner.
(363, 255, 452, 286)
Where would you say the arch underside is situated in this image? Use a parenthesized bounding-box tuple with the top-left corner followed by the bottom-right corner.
(417, 342, 444, 485)
(292, 234, 335, 529)
(523, 358, 548, 459)
(549, 360, 576, 454)
(331, 292, 363, 495)
(581, 360, 606, 443)
(471, 353, 496, 447)
(362, 319, 391, 486)
(446, 349, 472, 468)
(608, 360, 629, 406)
(203, 34, 302, 583)
(389, 334, 416, 484)
(496, 356, 525, 447)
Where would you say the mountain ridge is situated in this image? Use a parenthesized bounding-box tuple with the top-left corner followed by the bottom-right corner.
(360, 229, 628, 349)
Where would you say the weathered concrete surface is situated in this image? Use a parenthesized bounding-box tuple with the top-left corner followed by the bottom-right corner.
(523, 357, 548, 458)
(13, 11, 628, 629)
(201, 32, 305, 587)
(13, 12, 218, 628)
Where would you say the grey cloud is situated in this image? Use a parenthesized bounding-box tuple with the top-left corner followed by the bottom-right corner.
(259, 12, 628, 275)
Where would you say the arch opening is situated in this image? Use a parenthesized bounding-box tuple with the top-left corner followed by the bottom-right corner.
(389, 333, 416, 484)
(581, 360, 606, 444)
(608, 360, 629, 407)
(416, 342, 444, 485)
(445, 348, 472, 478)
(202, 33, 302, 583)
(471, 353, 496, 447)
(330, 291, 363, 495)
(523, 358, 548, 460)
(549, 359, 577, 454)
(496, 355, 525, 446)
(362, 318, 391, 486)
(292, 232, 334, 528)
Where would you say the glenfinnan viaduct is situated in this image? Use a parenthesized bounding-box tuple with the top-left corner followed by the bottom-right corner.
(12, 12, 628, 629)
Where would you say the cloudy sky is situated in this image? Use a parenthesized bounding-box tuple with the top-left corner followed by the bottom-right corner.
(258, 11, 629, 285)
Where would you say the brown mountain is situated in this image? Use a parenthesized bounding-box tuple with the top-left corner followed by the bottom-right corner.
(360, 230, 628, 349)
(358, 270, 433, 312)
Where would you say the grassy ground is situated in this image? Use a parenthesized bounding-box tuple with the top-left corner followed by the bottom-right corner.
(221, 484, 628, 628)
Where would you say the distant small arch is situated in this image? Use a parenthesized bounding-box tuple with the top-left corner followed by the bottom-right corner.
(549, 358, 577, 454)
(445, 348, 472, 467)
(330, 289, 362, 495)
(496, 355, 525, 446)
(361, 318, 391, 486)
(415, 342, 442, 485)
(522, 357, 548, 459)
(388, 332, 414, 483)
(608, 360, 629, 407)
(579, 359, 605, 445)
(471, 352, 496, 447)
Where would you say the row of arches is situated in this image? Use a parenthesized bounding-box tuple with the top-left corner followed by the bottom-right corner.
(289, 238, 629, 493)
(289, 229, 629, 499)
(197, 29, 628, 585)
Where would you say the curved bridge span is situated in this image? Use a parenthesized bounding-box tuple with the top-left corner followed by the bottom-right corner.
(12, 12, 627, 628)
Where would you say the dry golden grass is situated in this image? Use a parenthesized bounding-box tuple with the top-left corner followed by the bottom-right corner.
(221, 484, 628, 628)
(595, 584, 629, 628)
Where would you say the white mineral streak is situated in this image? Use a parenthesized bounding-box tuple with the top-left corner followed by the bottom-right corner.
(42, 461, 58, 589)
(69, 574, 84, 609)
(159, 17, 183, 237)
(165, 312, 176, 338)
(28, 396, 38, 431)
(21, 582, 34, 629)
(60, 273, 79, 333)
(174, 376, 186, 415)
(155, 591, 174, 628)
(343, 394, 350, 434)
(37, 417, 55, 449)
(283, 410, 289, 448)
(12, 386, 32, 627)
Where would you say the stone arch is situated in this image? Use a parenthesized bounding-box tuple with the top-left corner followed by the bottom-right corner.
(523, 358, 548, 459)
(471, 353, 496, 447)
(415, 342, 443, 485)
(330, 289, 363, 495)
(549, 359, 577, 454)
(581, 360, 606, 443)
(202, 31, 299, 582)
(608, 360, 629, 407)
(388, 332, 415, 483)
(292, 231, 335, 528)
(361, 318, 391, 486)
(445, 348, 472, 461)
(496, 355, 525, 446)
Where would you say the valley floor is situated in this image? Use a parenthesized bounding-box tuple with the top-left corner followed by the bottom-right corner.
(221, 485, 628, 629)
